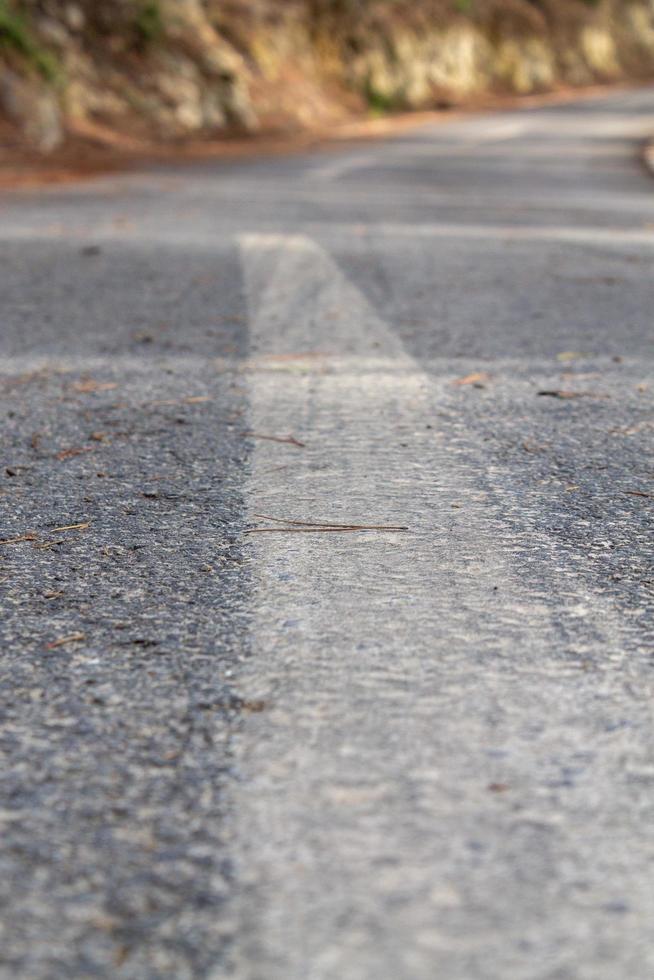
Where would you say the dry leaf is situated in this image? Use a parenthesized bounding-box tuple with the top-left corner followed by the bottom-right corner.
(452, 372, 490, 387)
(56, 447, 94, 461)
(71, 380, 118, 394)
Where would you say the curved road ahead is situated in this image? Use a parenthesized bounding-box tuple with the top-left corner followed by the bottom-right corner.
(1, 87, 653, 980)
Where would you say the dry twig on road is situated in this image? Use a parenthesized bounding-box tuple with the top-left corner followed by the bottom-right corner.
(247, 513, 409, 534)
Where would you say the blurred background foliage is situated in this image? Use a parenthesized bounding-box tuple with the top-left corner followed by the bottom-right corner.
(1, 0, 653, 152)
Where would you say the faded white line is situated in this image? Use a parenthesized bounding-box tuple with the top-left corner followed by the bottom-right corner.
(220, 234, 636, 980)
(310, 154, 378, 181)
(4, 223, 653, 249)
(309, 122, 530, 179)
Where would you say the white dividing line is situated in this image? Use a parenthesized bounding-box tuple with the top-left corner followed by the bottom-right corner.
(369, 223, 654, 247)
(464, 119, 528, 141)
(4, 222, 654, 250)
(308, 121, 527, 180)
(310, 154, 378, 182)
(217, 234, 636, 980)
(425, 119, 529, 151)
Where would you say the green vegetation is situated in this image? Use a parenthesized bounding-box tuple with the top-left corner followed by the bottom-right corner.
(365, 80, 399, 115)
(0, 0, 58, 81)
(133, 1, 164, 50)
(1, 0, 652, 151)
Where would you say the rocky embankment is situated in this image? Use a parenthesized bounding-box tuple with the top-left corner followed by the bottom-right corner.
(2, 0, 654, 153)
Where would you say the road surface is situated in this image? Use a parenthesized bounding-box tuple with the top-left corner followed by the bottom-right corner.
(1, 87, 653, 980)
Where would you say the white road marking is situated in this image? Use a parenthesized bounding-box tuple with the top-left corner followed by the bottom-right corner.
(219, 234, 634, 979)
(309, 123, 529, 180)
(310, 154, 377, 181)
(4, 223, 653, 249)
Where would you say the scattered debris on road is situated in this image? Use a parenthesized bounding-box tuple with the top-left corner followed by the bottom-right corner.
(0, 533, 38, 546)
(537, 390, 610, 399)
(556, 351, 587, 362)
(247, 513, 409, 534)
(50, 522, 91, 532)
(46, 633, 86, 650)
(522, 440, 548, 454)
(242, 432, 307, 448)
(70, 380, 119, 394)
(56, 446, 95, 461)
(452, 371, 490, 387)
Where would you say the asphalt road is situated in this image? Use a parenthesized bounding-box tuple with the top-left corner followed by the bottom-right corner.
(1, 87, 653, 980)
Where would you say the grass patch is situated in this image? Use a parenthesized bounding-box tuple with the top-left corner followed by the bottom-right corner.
(364, 81, 399, 116)
(0, 0, 58, 81)
(133, 1, 165, 49)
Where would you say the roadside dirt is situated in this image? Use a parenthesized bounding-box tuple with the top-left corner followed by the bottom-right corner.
(0, 81, 647, 192)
